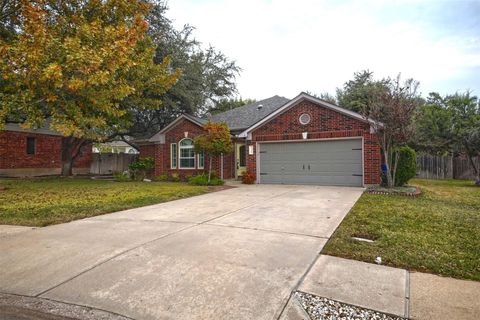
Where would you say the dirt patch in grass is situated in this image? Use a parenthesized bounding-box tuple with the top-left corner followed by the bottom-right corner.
(0, 178, 210, 227)
(323, 179, 480, 281)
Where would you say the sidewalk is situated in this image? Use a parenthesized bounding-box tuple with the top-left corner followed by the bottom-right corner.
(285, 255, 480, 320)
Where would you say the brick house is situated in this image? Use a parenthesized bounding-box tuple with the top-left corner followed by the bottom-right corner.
(139, 92, 381, 186)
(0, 122, 91, 177)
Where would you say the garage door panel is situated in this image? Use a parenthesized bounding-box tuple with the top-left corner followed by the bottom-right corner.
(283, 174, 362, 186)
(259, 139, 363, 187)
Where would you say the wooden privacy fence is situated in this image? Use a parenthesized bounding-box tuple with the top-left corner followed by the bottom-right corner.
(90, 153, 138, 175)
(416, 155, 479, 180)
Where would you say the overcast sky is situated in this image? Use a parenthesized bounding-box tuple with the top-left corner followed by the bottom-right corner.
(167, 0, 480, 100)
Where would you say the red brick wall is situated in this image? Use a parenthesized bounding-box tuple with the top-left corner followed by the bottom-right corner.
(74, 143, 92, 168)
(248, 100, 381, 185)
(0, 131, 91, 170)
(138, 144, 155, 158)
(140, 118, 235, 179)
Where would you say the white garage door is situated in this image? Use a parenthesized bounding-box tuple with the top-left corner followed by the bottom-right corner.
(258, 139, 363, 186)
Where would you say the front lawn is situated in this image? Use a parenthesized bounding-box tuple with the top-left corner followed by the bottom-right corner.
(0, 178, 209, 227)
(322, 179, 480, 281)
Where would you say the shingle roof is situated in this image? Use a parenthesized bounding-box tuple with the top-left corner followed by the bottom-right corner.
(185, 114, 208, 125)
(209, 95, 289, 131)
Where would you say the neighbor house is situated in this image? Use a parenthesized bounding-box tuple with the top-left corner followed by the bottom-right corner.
(93, 140, 139, 154)
(0, 122, 92, 177)
(138, 92, 381, 186)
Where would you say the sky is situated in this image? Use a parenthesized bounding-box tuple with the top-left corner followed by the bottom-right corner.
(167, 0, 480, 100)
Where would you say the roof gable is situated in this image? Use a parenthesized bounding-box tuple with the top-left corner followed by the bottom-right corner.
(238, 92, 376, 138)
(210, 95, 289, 130)
(148, 114, 206, 143)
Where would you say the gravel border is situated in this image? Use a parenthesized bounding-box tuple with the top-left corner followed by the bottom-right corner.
(295, 291, 405, 320)
(366, 186, 421, 197)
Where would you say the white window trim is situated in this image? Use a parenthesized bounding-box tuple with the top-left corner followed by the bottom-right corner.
(170, 143, 177, 169)
(179, 138, 196, 169)
(197, 151, 204, 169)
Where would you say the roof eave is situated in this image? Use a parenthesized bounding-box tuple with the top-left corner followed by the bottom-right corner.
(238, 92, 380, 138)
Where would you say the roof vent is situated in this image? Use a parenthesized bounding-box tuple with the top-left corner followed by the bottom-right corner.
(257, 104, 263, 110)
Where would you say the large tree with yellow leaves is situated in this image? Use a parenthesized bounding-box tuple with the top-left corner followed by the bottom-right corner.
(0, 0, 179, 175)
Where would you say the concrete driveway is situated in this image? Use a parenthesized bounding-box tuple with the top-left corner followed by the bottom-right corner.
(0, 184, 363, 320)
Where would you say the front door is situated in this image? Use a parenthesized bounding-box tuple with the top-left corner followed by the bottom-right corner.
(236, 143, 247, 178)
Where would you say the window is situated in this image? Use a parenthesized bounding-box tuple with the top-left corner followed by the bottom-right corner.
(239, 145, 246, 167)
(197, 151, 204, 169)
(170, 143, 177, 169)
(179, 138, 195, 169)
(299, 113, 311, 125)
(26, 137, 35, 155)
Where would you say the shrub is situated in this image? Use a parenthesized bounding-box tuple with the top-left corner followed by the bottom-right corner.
(395, 146, 417, 186)
(188, 175, 207, 185)
(209, 178, 225, 186)
(241, 171, 256, 184)
(170, 173, 181, 182)
(188, 174, 224, 186)
(129, 157, 154, 180)
(208, 170, 218, 180)
(114, 171, 131, 182)
(155, 174, 169, 182)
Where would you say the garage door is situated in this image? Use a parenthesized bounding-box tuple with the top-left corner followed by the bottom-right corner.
(259, 139, 363, 186)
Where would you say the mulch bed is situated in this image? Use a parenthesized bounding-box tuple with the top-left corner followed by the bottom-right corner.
(207, 184, 236, 192)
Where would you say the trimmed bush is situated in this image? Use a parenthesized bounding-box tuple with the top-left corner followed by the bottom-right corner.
(208, 178, 225, 186)
(241, 171, 256, 184)
(188, 174, 224, 186)
(395, 146, 417, 186)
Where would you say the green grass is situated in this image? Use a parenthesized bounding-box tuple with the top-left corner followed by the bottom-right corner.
(0, 178, 209, 227)
(322, 179, 480, 281)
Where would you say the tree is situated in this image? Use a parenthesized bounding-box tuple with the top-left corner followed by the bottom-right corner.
(122, 2, 241, 140)
(415, 92, 480, 185)
(193, 122, 233, 183)
(362, 74, 421, 187)
(208, 98, 256, 115)
(448, 92, 480, 185)
(413, 93, 453, 154)
(0, 0, 21, 41)
(306, 91, 337, 104)
(0, 0, 179, 175)
(318, 92, 337, 104)
(336, 70, 389, 112)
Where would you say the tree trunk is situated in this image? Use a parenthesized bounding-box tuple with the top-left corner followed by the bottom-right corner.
(208, 156, 213, 183)
(464, 144, 480, 186)
(61, 152, 74, 176)
(466, 154, 480, 186)
(383, 144, 394, 188)
(61, 137, 88, 177)
(392, 150, 400, 187)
